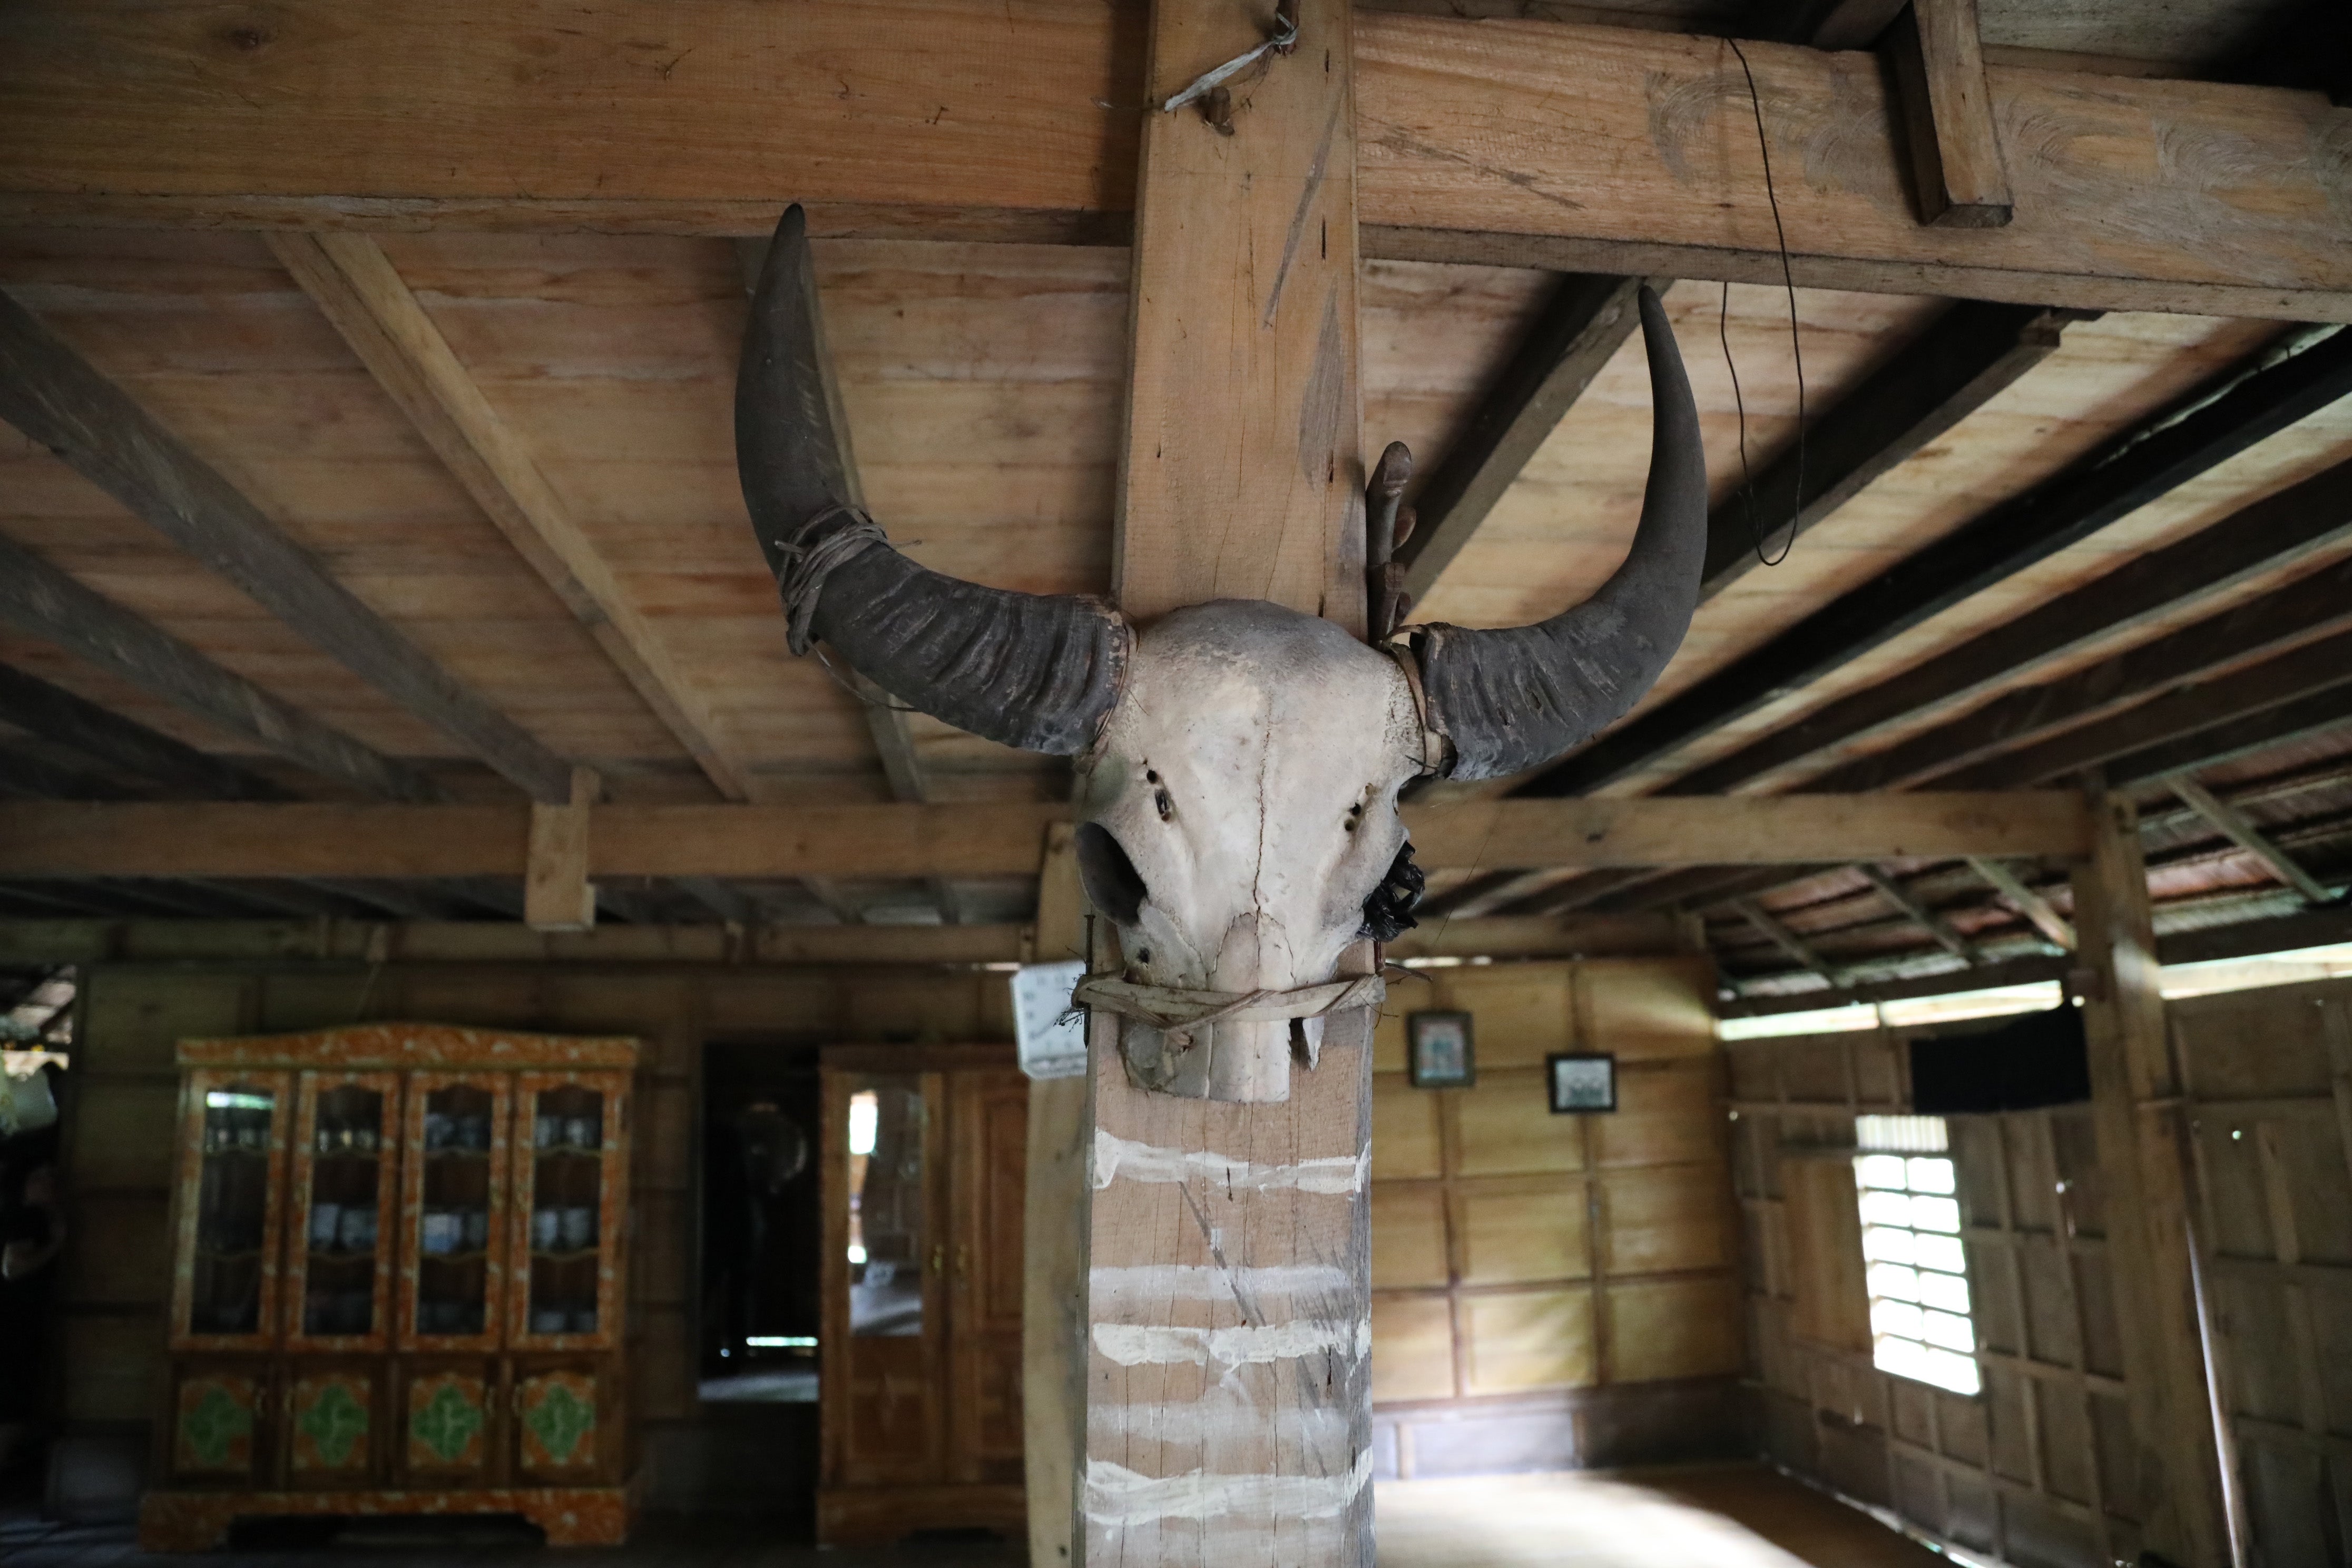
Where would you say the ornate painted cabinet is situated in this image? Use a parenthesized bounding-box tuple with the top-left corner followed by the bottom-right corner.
(141, 1025, 639, 1551)
(818, 1046, 1027, 1544)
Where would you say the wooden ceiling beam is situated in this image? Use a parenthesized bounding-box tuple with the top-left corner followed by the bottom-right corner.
(1730, 895, 1854, 989)
(0, 660, 287, 801)
(5, 6, 2352, 319)
(1526, 332, 2352, 798)
(0, 532, 442, 802)
(2164, 773, 2335, 906)
(269, 232, 760, 805)
(1808, 546, 2352, 793)
(1699, 302, 2066, 599)
(1855, 863, 1984, 964)
(1965, 856, 2074, 950)
(0, 749, 127, 802)
(0, 287, 573, 803)
(0, 791, 2092, 880)
(1394, 274, 1650, 605)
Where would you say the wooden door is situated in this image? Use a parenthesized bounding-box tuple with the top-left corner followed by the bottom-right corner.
(507, 1071, 630, 1352)
(947, 1069, 1027, 1486)
(167, 1070, 293, 1353)
(821, 1065, 947, 1488)
(397, 1072, 514, 1351)
(283, 1071, 401, 1350)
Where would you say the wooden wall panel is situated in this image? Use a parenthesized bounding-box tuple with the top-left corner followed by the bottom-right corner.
(1462, 1289, 1593, 1395)
(64, 1082, 180, 1191)
(1577, 958, 1714, 1061)
(1457, 1179, 1587, 1286)
(1605, 1277, 1741, 1383)
(1599, 1164, 1731, 1276)
(1369, 1295, 1457, 1403)
(1371, 1072, 1443, 1179)
(1369, 1188, 1449, 1290)
(1437, 967, 1571, 1069)
(57, 1312, 160, 1423)
(1780, 1156, 1870, 1356)
(1592, 1062, 1721, 1168)
(1451, 1070, 1583, 1177)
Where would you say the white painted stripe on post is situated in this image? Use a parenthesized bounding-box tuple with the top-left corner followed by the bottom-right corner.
(1091, 1126, 1367, 1195)
(1087, 1262, 1351, 1306)
(1081, 1451, 1374, 1524)
(1091, 1317, 1371, 1368)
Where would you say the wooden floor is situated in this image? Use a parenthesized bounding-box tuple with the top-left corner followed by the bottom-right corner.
(0, 1465, 1936, 1568)
(1376, 1466, 1946, 1568)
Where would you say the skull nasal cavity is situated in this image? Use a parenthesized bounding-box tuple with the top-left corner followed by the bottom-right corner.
(1075, 822, 1148, 926)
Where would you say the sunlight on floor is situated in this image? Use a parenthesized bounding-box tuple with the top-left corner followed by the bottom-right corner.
(1376, 1466, 1945, 1568)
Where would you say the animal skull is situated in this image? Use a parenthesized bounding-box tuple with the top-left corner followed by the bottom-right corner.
(737, 208, 1706, 1103)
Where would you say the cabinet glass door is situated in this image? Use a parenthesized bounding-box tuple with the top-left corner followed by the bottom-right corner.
(285, 1072, 400, 1348)
(397, 1073, 512, 1348)
(170, 1070, 292, 1350)
(509, 1072, 629, 1349)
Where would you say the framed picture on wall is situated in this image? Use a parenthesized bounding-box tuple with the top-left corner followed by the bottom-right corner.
(1406, 1011, 1475, 1089)
(1546, 1052, 1617, 1113)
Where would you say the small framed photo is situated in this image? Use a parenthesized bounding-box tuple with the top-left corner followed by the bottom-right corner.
(1546, 1052, 1617, 1113)
(1406, 1011, 1476, 1089)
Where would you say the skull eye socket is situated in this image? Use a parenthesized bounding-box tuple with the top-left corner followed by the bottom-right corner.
(1075, 822, 1148, 926)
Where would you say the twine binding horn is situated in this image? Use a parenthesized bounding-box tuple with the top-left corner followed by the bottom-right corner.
(1073, 972, 1387, 1070)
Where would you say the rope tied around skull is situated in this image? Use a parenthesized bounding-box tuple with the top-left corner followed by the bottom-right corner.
(1072, 970, 1387, 1054)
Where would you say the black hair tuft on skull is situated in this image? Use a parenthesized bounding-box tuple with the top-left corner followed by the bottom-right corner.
(1358, 840, 1425, 943)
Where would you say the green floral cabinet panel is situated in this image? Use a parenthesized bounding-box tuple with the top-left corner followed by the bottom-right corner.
(515, 1370, 600, 1478)
(286, 1370, 374, 1479)
(405, 1368, 492, 1475)
(172, 1371, 262, 1479)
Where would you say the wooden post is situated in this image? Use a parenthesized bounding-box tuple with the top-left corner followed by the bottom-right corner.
(524, 767, 597, 932)
(1079, 2, 1373, 1562)
(1884, 0, 2014, 228)
(2070, 789, 2228, 1566)
(1026, 825, 1089, 1568)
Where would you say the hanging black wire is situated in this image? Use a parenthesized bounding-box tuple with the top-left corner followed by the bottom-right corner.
(1723, 37, 1807, 570)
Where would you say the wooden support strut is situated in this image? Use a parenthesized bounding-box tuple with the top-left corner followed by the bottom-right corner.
(1883, 0, 2013, 228)
(524, 767, 597, 933)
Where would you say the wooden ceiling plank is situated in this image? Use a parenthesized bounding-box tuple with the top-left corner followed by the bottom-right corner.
(268, 231, 756, 803)
(2101, 671, 2352, 790)
(1884, 0, 2014, 229)
(0, 532, 442, 803)
(2164, 772, 2335, 905)
(1810, 546, 2352, 793)
(1700, 301, 2067, 599)
(1528, 329, 2352, 798)
(9, 7, 2352, 318)
(1394, 273, 1649, 605)
(0, 660, 286, 801)
(0, 286, 572, 803)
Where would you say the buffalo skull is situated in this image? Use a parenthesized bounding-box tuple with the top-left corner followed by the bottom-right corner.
(737, 208, 1706, 1102)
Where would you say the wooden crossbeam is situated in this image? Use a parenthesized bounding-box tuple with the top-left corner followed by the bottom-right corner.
(1730, 896, 1853, 988)
(0, 533, 442, 803)
(0, 792, 2092, 880)
(1883, 0, 2012, 228)
(0, 286, 573, 802)
(4, 6, 2352, 318)
(1393, 273, 1649, 605)
(1536, 331, 2352, 799)
(1699, 302, 2066, 599)
(1854, 863, 1984, 964)
(1967, 856, 2075, 951)
(0, 660, 286, 801)
(269, 232, 759, 804)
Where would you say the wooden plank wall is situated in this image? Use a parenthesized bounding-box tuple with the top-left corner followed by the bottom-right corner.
(1366, 957, 1746, 1476)
(1734, 978, 2352, 1568)
(44, 957, 1015, 1520)
(2171, 978, 2352, 1566)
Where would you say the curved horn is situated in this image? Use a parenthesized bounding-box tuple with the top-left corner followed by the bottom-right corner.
(736, 205, 1129, 756)
(1406, 286, 1706, 781)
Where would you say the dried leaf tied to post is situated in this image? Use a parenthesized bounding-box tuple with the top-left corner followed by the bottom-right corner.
(736, 205, 1707, 1102)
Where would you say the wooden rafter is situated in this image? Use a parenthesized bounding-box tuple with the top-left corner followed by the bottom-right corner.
(0, 532, 441, 802)
(0, 660, 286, 801)
(2165, 773, 2336, 906)
(1813, 547, 2352, 792)
(1854, 863, 1984, 965)
(1393, 273, 1649, 604)
(1967, 855, 2076, 951)
(8, 7, 2351, 318)
(1527, 330, 2352, 798)
(0, 287, 572, 802)
(267, 232, 760, 803)
(1883, 0, 2012, 229)
(1675, 453, 2352, 796)
(1730, 896, 1853, 989)
(1699, 302, 2067, 599)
